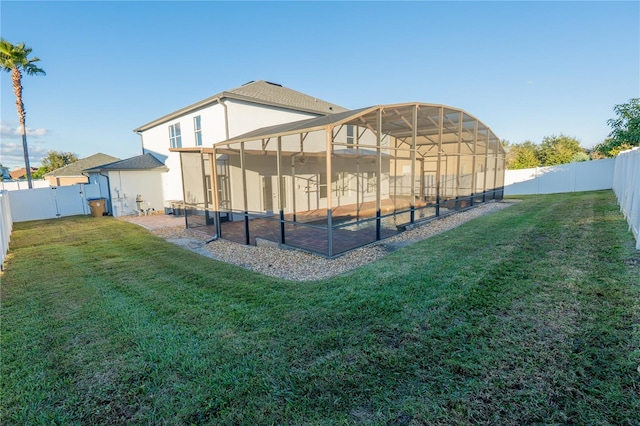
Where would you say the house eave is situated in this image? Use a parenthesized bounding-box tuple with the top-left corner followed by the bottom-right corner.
(134, 91, 342, 133)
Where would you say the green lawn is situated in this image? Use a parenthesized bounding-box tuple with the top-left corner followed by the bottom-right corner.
(1, 191, 639, 425)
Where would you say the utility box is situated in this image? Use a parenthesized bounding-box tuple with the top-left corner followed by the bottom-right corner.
(88, 198, 106, 217)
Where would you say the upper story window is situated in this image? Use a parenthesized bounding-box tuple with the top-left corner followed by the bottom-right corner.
(346, 125, 355, 146)
(194, 116, 202, 146)
(169, 123, 182, 148)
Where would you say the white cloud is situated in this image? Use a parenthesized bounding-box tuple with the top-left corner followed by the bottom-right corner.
(0, 141, 50, 169)
(0, 121, 47, 139)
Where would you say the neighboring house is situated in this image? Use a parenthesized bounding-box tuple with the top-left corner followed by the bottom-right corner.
(9, 167, 38, 180)
(0, 164, 10, 180)
(134, 80, 347, 207)
(44, 153, 120, 187)
(84, 153, 168, 217)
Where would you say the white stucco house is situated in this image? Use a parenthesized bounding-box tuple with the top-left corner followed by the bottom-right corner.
(133, 80, 347, 207)
(84, 153, 168, 216)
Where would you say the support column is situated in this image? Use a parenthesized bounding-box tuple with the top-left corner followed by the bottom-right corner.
(435, 107, 443, 217)
(277, 136, 285, 244)
(209, 149, 221, 237)
(470, 120, 478, 206)
(240, 142, 250, 245)
(326, 127, 333, 257)
(411, 104, 417, 223)
(376, 108, 382, 240)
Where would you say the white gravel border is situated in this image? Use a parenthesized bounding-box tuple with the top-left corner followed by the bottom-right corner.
(151, 200, 518, 281)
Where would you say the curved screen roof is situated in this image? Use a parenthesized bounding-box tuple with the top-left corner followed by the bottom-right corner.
(217, 102, 503, 154)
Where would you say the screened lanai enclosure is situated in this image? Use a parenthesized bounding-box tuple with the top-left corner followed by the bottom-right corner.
(176, 103, 505, 257)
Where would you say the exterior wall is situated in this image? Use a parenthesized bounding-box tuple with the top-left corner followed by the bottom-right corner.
(107, 170, 166, 217)
(45, 175, 89, 187)
(225, 99, 318, 136)
(140, 103, 227, 203)
(139, 98, 322, 204)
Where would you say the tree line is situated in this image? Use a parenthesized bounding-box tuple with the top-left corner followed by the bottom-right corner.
(505, 98, 640, 169)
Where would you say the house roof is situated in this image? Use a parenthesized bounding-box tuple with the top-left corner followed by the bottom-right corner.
(133, 80, 348, 132)
(9, 167, 38, 180)
(45, 153, 120, 177)
(83, 153, 168, 172)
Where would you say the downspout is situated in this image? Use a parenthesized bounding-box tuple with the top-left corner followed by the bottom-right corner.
(217, 97, 230, 140)
(136, 130, 145, 154)
(98, 171, 113, 215)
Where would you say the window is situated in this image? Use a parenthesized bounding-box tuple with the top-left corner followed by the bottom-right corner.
(319, 172, 327, 198)
(169, 123, 182, 148)
(366, 171, 376, 194)
(332, 172, 349, 196)
(346, 125, 355, 146)
(194, 116, 202, 146)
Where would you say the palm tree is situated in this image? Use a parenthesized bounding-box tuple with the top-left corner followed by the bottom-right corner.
(0, 39, 45, 189)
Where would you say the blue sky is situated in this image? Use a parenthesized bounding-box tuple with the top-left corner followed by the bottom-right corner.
(1, 1, 638, 169)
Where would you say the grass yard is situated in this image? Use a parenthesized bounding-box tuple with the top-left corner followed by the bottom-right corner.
(1, 191, 639, 425)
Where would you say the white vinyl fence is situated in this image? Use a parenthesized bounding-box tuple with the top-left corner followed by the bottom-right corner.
(8, 184, 101, 222)
(0, 179, 50, 191)
(0, 191, 12, 270)
(504, 159, 615, 196)
(612, 147, 640, 250)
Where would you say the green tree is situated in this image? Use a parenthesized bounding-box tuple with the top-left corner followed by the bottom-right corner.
(506, 141, 541, 169)
(596, 98, 640, 157)
(31, 167, 48, 179)
(0, 39, 46, 189)
(538, 134, 583, 166)
(40, 150, 78, 171)
(31, 151, 78, 179)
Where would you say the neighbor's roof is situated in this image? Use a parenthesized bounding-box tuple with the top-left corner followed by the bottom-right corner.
(134, 80, 348, 132)
(45, 153, 120, 177)
(83, 153, 168, 172)
(9, 167, 38, 180)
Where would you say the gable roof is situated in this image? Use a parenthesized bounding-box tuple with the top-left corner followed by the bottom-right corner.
(44, 153, 120, 177)
(134, 80, 348, 132)
(83, 153, 168, 172)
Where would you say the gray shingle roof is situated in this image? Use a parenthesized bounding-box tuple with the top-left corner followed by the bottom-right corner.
(45, 153, 120, 177)
(83, 153, 168, 172)
(226, 80, 347, 115)
(134, 80, 347, 132)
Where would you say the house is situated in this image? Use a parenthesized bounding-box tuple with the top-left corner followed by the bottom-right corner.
(9, 167, 38, 180)
(133, 80, 347, 208)
(44, 153, 120, 187)
(0, 164, 10, 180)
(83, 153, 168, 216)
(173, 102, 506, 257)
